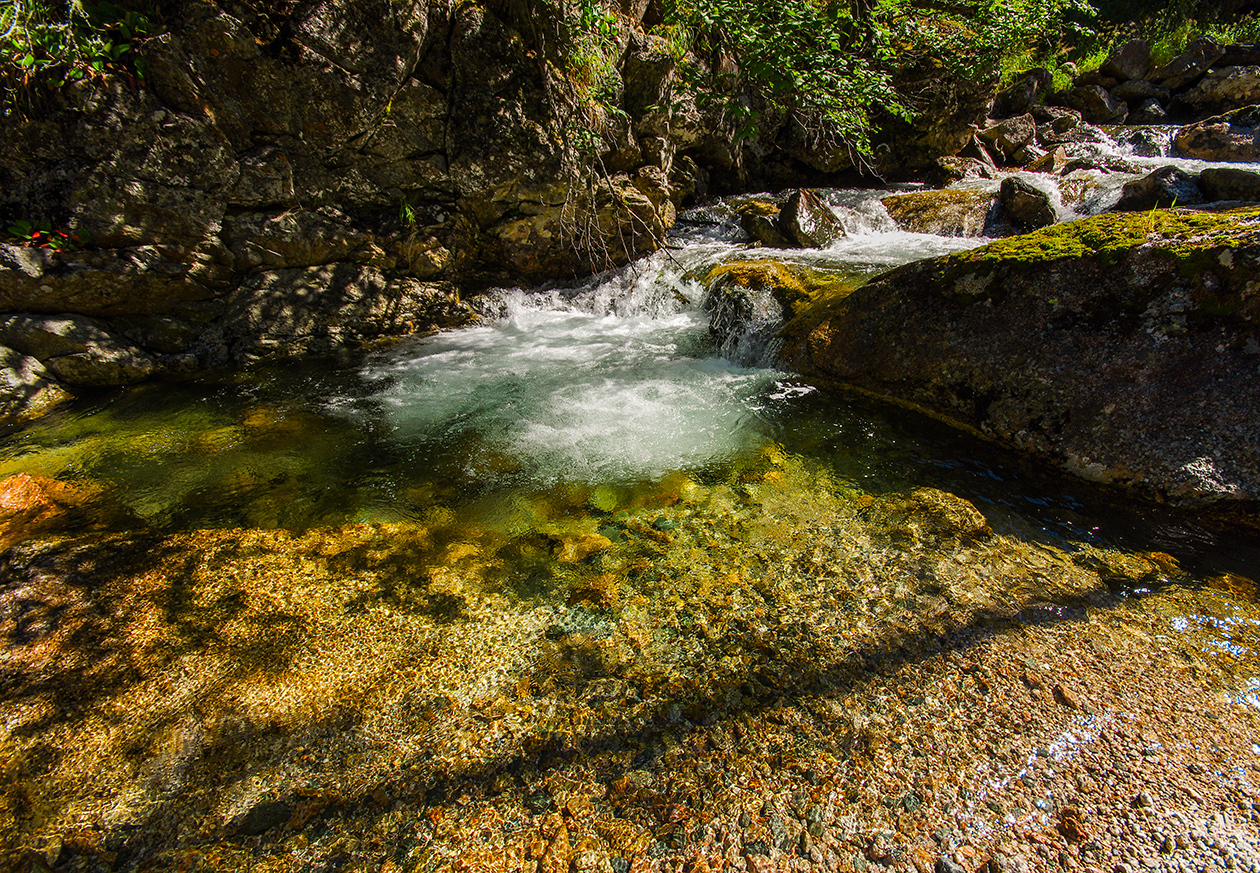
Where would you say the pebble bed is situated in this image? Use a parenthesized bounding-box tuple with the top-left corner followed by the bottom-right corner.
(1, 450, 1258, 873)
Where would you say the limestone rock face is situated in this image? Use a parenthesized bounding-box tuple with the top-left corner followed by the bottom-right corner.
(779, 208, 1260, 521)
(203, 264, 474, 364)
(0, 314, 156, 387)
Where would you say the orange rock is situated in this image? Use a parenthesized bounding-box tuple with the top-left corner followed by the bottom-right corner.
(0, 473, 98, 548)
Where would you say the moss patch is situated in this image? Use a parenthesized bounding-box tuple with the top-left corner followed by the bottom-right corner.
(704, 260, 861, 317)
(954, 207, 1260, 269)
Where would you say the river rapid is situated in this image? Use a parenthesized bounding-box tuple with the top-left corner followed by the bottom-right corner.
(1, 130, 1259, 872)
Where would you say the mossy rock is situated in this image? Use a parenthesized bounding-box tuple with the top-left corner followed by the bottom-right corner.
(780, 206, 1260, 523)
(703, 260, 859, 318)
(881, 188, 999, 237)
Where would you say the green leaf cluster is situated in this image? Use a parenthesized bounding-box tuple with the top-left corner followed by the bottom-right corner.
(663, 0, 907, 156)
(0, 1, 157, 115)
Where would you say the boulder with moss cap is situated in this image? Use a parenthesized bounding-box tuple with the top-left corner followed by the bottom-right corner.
(779, 207, 1260, 525)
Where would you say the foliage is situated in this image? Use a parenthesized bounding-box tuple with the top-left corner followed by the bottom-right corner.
(1073, 0, 1260, 72)
(661, 0, 908, 157)
(6, 217, 80, 251)
(888, 0, 1097, 88)
(0, 1, 156, 114)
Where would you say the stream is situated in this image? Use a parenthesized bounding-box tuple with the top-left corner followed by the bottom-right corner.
(2, 128, 1260, 870)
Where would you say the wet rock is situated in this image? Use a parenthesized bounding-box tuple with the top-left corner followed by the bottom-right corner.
(1011, 143, 1046, 167)
(0, 345, 71, 425)
(737, 200, 792, 248)
(0, 314, 156, 387)
(553, 533, 613, 563)
(1201, 167, 1260, 202)
(1128, 98, 1169, 125)
(1174, 105, 1260, 161)
(959, 135, 1000, 169)
(936, 157, 999, 183)
(999, 177, 1056, 230)
(1111, 166, 1203, 212)
(1101, 39, 1152, 82)
(881, 188, 998, 237)
(1109, 126, 1173, 158)
(1052, 683, 1081, 709)
(778, 207, 1260, 518)
(1026, 146, 1067, 174)
(1038, 120, 1113, 150)
(701, 260, 805, 363)
(0, 474, 104, 549)
(1179, 66, 1260, 113)
(1150, 38, 1226, 91)
(991, 69, 1051, 119)
(778, 190, 846, 249)
(977, 114, 1037, 162)
(233, 799, 293, 836)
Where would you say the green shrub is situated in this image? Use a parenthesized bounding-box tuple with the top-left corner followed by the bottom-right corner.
(0, 1, 156, 115)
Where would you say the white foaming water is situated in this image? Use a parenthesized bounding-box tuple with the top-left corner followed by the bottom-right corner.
(343, 255, 780, 484)
(339, 190, 990, 485)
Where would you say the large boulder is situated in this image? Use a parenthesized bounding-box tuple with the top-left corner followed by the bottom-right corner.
(1100, 39, 1151, 82)
(0, 314, 156, 387)
(1057, 84, 1128, 124)
(0, 346, 72, 425)
(778, 190, 846, 248)
(1200, 166, 1260, 201)
(977, 114, 1036, 162)
(779, 208, 1260, 521)
(1150, 38, 1226, 91)
(881, 188, 998, 237)
(1178, 66, 1260, 114)
(1173, 106, 1260, 161)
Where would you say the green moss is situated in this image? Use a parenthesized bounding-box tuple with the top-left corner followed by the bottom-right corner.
(954, 208, 1260, 271)
(704, 260, 862, 317)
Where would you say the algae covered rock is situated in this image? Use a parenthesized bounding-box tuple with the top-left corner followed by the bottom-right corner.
(779, 208, 1260, 521)
(881, 188, 997, 237)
